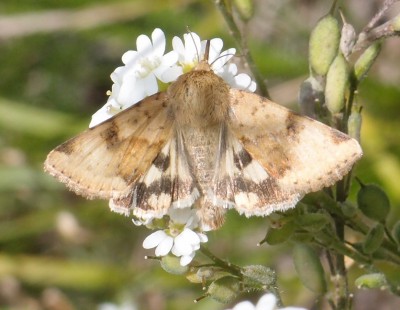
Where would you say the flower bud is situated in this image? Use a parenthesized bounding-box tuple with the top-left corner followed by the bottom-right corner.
(309, 14, 340, 76)
(242, 265, 276, 288)
(264, 221, 295, 245)
(233, 0, 254, 21)
(160, 255, 189, 275)
(298, 76, 324, 118)
(354, 42, 381, 82)
(293, 244, 327, 294)
(207, 276, 241, 303)
(348, 108, 362, 142)
(355, 273, 386, 289)
(362, 223, 384, 254)
(325, 53, 349, 115)
(357, 182, 390, 222)
(295, 213, 331, 233)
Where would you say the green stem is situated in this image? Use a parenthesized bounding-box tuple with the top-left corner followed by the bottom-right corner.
(214, 0, 270, 98)
(199, 245, 242, 277)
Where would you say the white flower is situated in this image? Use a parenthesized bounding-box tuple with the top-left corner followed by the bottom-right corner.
(89, 28, 181, 127)
(90, 29, 257, 128)
(142, 208, 207, 266)
(227, 293, 307, 310)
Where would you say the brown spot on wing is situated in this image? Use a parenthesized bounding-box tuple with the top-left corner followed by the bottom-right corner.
(330, 129, 351, 144)
(55, 140, 76, 155)
(101, 120, 120, 148)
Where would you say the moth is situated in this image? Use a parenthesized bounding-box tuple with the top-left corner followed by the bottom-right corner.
(45, 41, 362, 231)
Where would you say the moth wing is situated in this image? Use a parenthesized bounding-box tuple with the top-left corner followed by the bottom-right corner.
(211, 126, 301, 217)
(44, 92, 173, 199)
(110, 128, 200, 219)
(227, 89, 362, 214)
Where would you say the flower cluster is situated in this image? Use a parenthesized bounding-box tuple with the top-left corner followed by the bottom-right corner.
(92, 28, 256, 266)
(142, 208, 207, 266)
(226, 293, 307, 310)
(90, 28, 256, 127)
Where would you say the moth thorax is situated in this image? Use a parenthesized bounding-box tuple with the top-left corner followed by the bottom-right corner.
(168, 70, 230, 127)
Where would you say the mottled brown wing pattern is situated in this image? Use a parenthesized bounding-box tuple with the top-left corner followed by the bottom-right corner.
(228, 89, 363, 199)
(211, 126, 301, 217)
(107, 128, 201, 219)
(44, 92, 173, 200)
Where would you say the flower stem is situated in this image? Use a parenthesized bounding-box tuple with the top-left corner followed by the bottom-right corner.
(199, 245, 242, 277)
(214, 0, 270, 98)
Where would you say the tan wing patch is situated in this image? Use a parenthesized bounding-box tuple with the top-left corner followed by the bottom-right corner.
(109, 129, 200, 220)
(228, 89, 362, 195)
(211, 128, 301, 217)
(44, 92, 173, 199)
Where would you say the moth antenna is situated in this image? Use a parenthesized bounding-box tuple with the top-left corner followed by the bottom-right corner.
(204, 40, 210, 63)
(186, 27, 201, 63)
(210, 52, 236, 67)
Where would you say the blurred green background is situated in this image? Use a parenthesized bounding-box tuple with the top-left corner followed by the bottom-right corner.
(0, 0, 399, 309)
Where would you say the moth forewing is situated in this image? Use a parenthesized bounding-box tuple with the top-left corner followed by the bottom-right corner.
(228, 89, 363, 199)
(44, 92, 173, 200)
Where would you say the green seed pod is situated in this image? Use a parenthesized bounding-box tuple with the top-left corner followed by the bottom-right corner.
(207, 276, 241, 304)
(391, 14, 400, 31)
(309, 14, 340, 76)
(340, 20, 356, 59)
(293, 244, 327, 294)
(357, 182, 390, 222)
(233, 0, 254, 21)
(298, 76, 324, 118)
(242, 265, 276, 288)
(325, 53, 349, 115)
(362, 223, 384, 254)
(290, 232, 313, 243)
(355, 273, 386, 289)
(354, 42, 382, 82)
(265, 221, 295, 245)
(295, 213, 330, 233)
(348, 108, 362, 142)
(392, 221, 400, 245)
(160, 255, 189, 275)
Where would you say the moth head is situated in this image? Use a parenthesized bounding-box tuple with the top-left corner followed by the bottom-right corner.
(194, 39, 212, 72)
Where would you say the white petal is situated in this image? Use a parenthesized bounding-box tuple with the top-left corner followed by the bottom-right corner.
(232, 301, 256, 310)
(136, 34, 153, 56)
(161, 50, 179, 67)
(247, 81, 257, 92)
(234, 73, 252, 89)
(151, 28, 165, 57)
(160, 66, 183, 83)
(207, 38, 223, 63)
(180, 252, 195, 266)
(89, 105, 113, 128)
(142, 74, 158, 96)
(255, 294, 276, 310)
(122, 50, 139, 65)
(280, 308, 308, 310)
(198, 233, 208, 243)
(155, 236, 174, 256)
(184, 32, 201, 62)
(142, 230, 168, 249)
(212, 47, 235, 70)
(172, 36, 185, 60)
(171, 240, 193, 257)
